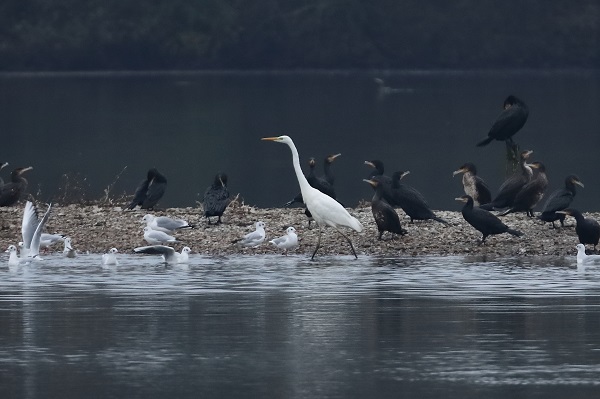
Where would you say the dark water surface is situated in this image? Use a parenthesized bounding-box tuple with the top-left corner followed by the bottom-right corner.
(0, 70, 599, 210)
(1, 254, 600, 398)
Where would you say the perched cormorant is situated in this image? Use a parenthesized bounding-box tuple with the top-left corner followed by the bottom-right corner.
(556, 209, 600, 251)
(285, 156, 337, 205)
(0, 166, 33, 207)
(452, 162, 492, 206)
(363, 177, 407, 240)
(476, 95, 529, 150)
(538, 175, 584, 228)
(499, 161, 548, 217)
(203, 172, 230, 224)
(364, 160, 392, 185)
(126, 168, 167, 210)
(456, 195, 523, 243)
(323, 153, 341, 185)
(480, 150, 534, 211)
(391, 171, 448, 225)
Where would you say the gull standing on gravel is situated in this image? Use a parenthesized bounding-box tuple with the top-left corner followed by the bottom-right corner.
(236, 221, 266, 248)
(142, 214, 194, 234)
(143, 226, 178, 245)
(269, 226, 298, 255)
(134, 245, 191, 264)
(21, 201, 53, 260)
(102, 248, 119, 265)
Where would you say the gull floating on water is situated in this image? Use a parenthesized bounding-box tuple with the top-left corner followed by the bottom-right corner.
(6, 245, 20, 266)
(102, 248, 119, 265)
(134, 245, 191, 264)
(21, 201, 53, 260)
(142, 214, 193, 233)
(63, 237, 76, 258)
(269, 226, 299, 255)
(236, 221, 266, 248)
(576, 243, 600, 265)
(143, 226, 178, 245)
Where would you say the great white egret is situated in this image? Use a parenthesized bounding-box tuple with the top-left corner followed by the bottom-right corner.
(262, 135, 363, 259)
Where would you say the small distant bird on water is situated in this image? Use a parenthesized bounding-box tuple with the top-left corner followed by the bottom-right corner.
(134, 245, 191, 264)
(575, 244, 600, 265)
(203, 173, 230, 224)
(262, 135, 363, 260)
(269, 226, 299, 255)
(143, 226, 177, 245)
(456, 195, 523, 244)
(102, 248, 119, 265)
(0, 166, 33, 207)
(142, 214, 194, 234)
(538, 175, 584, 228)
(452, 163, 492, 206)
(63, 237, 76, 258)
(235, 221, 266, 248)
(476, 95, 529, 155)
(6, 245, 20, 266)
(126, 168, 167, 210)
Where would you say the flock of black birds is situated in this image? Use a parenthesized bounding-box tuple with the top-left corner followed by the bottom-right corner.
(1, 94, 598, 255)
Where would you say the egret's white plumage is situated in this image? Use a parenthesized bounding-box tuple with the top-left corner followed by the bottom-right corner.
(21, 201, 53, 259)
(63, 237, 76, 258)
(238, 221, 266, 247)
(102, 248, 119, 265)
(576, 243, 600, 265)
(269, 226, 299, 255)
(143, 226, 177, 245)
(262, 135, 363, 259)
(134, 245, 191, 264)
(142, 214, 193, 233)
(6, 245, 20, 266)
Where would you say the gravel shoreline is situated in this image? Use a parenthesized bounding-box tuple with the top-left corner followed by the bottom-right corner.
(0, 201, 592, 258)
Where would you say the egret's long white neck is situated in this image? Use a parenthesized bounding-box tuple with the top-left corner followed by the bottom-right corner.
(286, 139, 311, 196)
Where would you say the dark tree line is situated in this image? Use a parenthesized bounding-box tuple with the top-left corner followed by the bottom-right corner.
(0, 0, 598, 71)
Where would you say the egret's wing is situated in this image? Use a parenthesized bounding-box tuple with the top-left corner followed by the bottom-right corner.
(29, 203, 52, 257)
(21, 201, 39, 250)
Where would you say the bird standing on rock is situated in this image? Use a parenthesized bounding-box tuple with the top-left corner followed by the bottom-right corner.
(142, 214, 194, 233)
(453, 163, 491, 206)
(269, 226, 299, 255)
(499, 161, 548, 217)
(203, 172, 230, 224)
(262, 135, 363, 260)
(556, 209, 600, 251)
(480, 150, 534, 211)
(456, 195, 523, 244)
(390, 171, 448, 225)
(143, 226, 177, 245)
(538, 175, 584, 228)
(236, 221, 267, 248)
(476, 95, 529, 158)
(127, 168, 167, 210)
(364, 177, 407, 240)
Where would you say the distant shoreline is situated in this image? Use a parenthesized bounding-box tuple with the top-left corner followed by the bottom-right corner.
(0, 203, 591, 258)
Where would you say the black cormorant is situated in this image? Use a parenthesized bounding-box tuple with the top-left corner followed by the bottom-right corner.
(480, 150, 534, 211)
(363, 177, 407, 240)
(476, 95, 529, 151)
(452, 162, 492, 206)
(0, 166, 33, 207)
(499, 161, 548, 217)
(203, 172, 230, 224)
(285, 156, 337, 206)
(323, 153, 341, 185)
(126, 168, 167, 210)
(538, 175, 584, 228)
(556, 208, 600, 251)
(391, 171, 448, 225)
(456, 195, 523, 243)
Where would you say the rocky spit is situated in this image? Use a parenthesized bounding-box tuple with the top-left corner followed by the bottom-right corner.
(0, 200, 593, 258)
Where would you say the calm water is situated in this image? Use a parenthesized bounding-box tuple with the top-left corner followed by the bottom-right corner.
(0, 70, 599, 211)
(1, 254, 600, 398)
